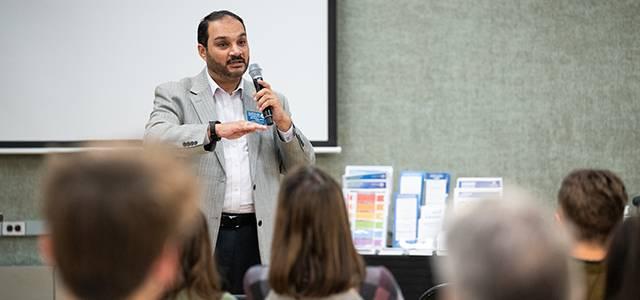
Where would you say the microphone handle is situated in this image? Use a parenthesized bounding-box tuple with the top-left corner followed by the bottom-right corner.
(252, 76, 274, 125)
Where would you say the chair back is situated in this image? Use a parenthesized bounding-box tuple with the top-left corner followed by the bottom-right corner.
(418, 283, 449, 300)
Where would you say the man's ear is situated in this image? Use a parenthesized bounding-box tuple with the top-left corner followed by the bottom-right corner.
(151, 244, 180, 289)
(197, 44, 207, 60)
(555, 208, 564, 225)
(38, 235, 55, 265)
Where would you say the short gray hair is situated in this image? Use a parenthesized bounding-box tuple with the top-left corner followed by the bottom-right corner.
(440, 192, 578, 300)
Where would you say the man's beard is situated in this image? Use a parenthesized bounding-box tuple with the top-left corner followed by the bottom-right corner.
(208, 55, 248, 79)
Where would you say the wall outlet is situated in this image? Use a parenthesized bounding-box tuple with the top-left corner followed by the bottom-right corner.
(2, 221, 26, 236)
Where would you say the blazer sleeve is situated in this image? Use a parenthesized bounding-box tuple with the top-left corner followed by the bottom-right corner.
(144, 84, 210, 153)
(273, 93, 316, 173)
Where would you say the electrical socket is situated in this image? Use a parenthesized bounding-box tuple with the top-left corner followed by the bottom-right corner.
(2, 221, 26, 236)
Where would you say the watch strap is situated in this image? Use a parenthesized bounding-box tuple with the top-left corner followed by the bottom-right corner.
(209, 121, 222, 142)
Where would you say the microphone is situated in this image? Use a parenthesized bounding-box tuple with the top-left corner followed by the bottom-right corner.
(248, 63, 274, 126)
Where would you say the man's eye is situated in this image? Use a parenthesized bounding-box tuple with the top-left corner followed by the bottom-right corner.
(238, 40, 247, 46)
(216, 43, 228, 48)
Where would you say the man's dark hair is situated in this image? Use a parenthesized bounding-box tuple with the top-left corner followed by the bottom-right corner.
(197, 10, 245, 47)
(558, 169, 628, 244)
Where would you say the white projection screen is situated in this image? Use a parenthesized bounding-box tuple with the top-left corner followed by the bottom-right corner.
(0, 0, 336, 150)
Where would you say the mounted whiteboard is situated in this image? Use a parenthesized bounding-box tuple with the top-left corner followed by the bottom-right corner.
(0, 0, 336, 149)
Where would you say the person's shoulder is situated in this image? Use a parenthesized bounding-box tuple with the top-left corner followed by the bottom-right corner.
(173, 291, 236, 300)
(156, 76, 193, 91)
(220, 292, 238, 300)
(156, 71, 206, 94)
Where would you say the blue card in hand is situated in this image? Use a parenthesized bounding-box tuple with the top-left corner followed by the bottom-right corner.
(246, 110, 266, 125)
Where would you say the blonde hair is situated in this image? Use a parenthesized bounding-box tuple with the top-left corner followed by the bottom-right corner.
(441, 191, 579, 300)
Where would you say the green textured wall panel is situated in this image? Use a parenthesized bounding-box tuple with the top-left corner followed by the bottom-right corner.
(319, 0, 639, 205)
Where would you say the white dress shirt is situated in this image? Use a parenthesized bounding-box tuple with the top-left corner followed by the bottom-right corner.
(206, 74, 293, 213)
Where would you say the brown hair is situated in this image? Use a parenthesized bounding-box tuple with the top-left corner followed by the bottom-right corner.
(269, 165, 365, 298)
(605, 216, 640, 300)
(42, 146, 199, 300)
(164, 212, 223, 300)
(557, 169, 628, 244)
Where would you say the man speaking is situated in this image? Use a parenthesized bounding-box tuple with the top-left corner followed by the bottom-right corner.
(145, 10, 315, 293)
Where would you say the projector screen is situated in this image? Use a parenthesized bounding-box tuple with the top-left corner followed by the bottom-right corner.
(0, 0, 336, 149)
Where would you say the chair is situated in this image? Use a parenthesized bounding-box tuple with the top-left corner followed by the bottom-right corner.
(418, 283, 449, 300)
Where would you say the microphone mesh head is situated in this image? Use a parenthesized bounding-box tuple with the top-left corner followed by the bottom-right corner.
(248, 63, 262, 79)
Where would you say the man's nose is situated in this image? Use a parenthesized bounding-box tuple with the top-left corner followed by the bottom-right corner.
(230, 44, 242, 56)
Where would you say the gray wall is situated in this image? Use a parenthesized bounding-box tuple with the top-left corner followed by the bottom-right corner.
(319, 0, 639, 199)
(0, 155, 44, 265)
(1, 0, 639, 265)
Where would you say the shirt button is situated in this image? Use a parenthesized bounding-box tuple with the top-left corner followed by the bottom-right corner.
(258, 220, 263, 227)
(252, 184, 256, 190)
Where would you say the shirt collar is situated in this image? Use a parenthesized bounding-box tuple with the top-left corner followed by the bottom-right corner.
(205, 70, 244, 97)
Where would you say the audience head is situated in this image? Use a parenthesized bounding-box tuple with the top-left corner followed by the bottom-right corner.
(605, 216, 640, 300)
(164, 211, 223, 300)
(269, 165, 365, 298)
(40, 146, 200, 300)
(557, 169, 628, 245)
(440, 192, 578, 300)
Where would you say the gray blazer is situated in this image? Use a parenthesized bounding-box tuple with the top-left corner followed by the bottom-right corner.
(144, 68, 315, 262)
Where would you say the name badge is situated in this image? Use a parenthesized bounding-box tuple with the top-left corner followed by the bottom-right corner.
(246, 110, 266, 125)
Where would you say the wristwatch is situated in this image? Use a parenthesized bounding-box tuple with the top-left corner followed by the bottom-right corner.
(204, 121, 221, 152)
(209, 121, 221, 142)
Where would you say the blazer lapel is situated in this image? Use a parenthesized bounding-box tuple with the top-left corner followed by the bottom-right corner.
(190, 68, 226, 174)
(242, 79, 261, 182)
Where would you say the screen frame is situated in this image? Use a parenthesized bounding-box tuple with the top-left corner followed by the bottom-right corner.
(0, 0, 337, 150)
